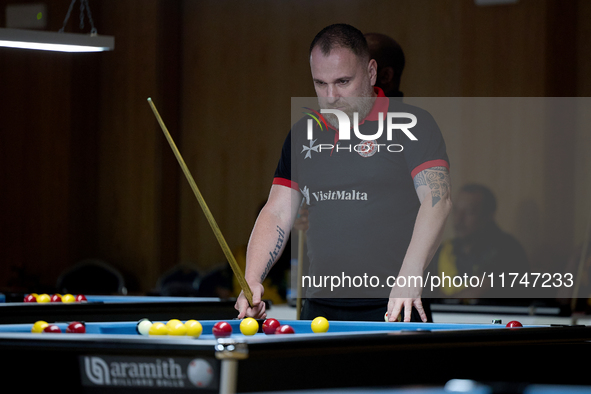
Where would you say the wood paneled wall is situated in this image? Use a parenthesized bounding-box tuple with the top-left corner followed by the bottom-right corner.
(94, 0, 182, 292)
(178, 0, 586, 275)
(0, 0, 101, 291)
(0, 0, 589, 293)
(0, 0, 181, 292)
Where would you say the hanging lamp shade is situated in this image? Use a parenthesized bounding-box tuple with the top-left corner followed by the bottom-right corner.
(0, 27, 114, 52)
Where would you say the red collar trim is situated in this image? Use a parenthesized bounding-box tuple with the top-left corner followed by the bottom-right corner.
(364, 87, 389, 122)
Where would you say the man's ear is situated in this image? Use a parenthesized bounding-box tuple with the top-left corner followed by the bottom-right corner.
(368, 59, 378, 86)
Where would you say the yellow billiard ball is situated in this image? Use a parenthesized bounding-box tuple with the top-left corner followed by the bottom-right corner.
(148, 322, 168, 336)
(311, 316, 329, 333)
(62, 294, 76, 303)
(167, 320, 187, 336)
(32, 320, 49, 333)
(185, 320, 203, 337)
(36, 294, 51, 303)
(166, 319, 182, 329)
(239, 317, 259, 336)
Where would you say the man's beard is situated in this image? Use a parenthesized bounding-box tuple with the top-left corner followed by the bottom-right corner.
(319, 90, 375, 130)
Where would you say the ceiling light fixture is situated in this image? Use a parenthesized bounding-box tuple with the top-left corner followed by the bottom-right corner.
(0, 0, 114, 53)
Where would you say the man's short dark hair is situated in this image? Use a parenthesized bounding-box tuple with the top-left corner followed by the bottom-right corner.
(309, 24, 370, 61)
(364, 33, 405, 90)
(460, 183, 497, 216)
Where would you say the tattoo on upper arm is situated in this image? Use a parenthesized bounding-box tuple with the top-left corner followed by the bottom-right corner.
(413, 172, 427, 189)
(260, 226, 286, 282)
(414, 166, 450, 207)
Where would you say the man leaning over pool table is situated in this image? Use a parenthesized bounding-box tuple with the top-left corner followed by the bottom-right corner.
(236, 23, 451, 323)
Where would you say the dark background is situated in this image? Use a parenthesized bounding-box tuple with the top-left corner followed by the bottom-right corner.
(0, 0, 589, 296)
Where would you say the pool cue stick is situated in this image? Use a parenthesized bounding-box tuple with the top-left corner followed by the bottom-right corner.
(147, 98, 254, 308)
(570, 202, 591, 313)
(296, 229, 305, 319)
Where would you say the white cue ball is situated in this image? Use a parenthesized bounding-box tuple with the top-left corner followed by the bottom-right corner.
(385, 312, 401, 322)
(137, 318, 153, 336)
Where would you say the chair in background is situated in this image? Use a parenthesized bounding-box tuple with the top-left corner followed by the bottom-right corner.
(154, 264, 201, 297)
(56, 259, 127, 295)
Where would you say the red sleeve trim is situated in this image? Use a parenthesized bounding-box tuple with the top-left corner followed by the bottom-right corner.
(273, 177, 299, 191)
(411, 160, 450, 179)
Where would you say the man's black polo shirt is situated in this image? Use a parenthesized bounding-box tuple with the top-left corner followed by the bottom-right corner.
(274, 88, 449, 301)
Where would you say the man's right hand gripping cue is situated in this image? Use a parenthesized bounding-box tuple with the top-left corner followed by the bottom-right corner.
(235, 185, 301, 319)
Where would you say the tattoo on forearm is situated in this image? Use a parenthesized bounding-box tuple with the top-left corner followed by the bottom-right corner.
(260, 226, 286, 282)
(414, 166, 450, 207)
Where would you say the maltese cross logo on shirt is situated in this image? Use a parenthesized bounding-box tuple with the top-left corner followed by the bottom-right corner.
(301, 139, 320, 159)
(300, 186, 310, 205)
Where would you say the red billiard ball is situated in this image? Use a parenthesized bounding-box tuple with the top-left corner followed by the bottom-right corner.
(75, 294, 87, 302)
(262, 318, 280, 335)
(50, 294, 62, 303)
(275, 324, 295, 334)
(66, 321, 86, 333)
(43, 324, 62, 333)
(506, 320, 523, 328)
(212, 321, 232, 338)
(23, 294, 37, 303)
